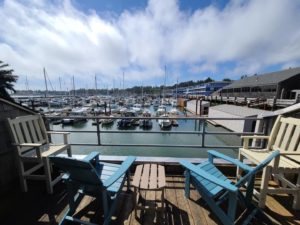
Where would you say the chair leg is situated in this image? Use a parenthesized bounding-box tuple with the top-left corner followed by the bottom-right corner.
(236, 152, 244, 180)
(185, 170, 191, 198)
(43, 157, 53, 194)
(293, 174, 300, 210)
(18, 158, 28, 192)
(259, 166, 271, 208)
(228, 192, 237, 223)
(67, 146, 72, 157)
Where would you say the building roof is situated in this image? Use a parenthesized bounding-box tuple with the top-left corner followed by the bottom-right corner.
(210, 104, 268, 117)
(0, 97, 36, 114)
(223, 67, 300, 89)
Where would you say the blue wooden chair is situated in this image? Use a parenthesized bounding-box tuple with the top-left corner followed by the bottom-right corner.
(180, 150, 280, 225)
(50, 152, 136, 225)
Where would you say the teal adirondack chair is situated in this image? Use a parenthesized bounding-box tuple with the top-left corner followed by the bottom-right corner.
(180, 150, 280, 225)
(50, 152, 136, 225)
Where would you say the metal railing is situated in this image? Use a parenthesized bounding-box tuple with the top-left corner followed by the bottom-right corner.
(46, 116, 268, 150)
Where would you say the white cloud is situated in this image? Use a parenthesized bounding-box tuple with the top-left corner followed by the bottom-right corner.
(0, 0, 300, 89)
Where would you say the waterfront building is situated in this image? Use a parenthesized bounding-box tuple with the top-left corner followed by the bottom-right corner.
(217, 67, 300, 100)
(186, 81, 231, 97)
(173, 82, 230, 98)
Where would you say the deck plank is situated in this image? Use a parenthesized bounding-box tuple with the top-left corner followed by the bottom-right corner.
(2, 174, 300, 225)
(173, 176, 196, 225)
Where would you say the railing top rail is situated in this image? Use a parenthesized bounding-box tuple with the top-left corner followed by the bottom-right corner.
(45, 115, 264, 120)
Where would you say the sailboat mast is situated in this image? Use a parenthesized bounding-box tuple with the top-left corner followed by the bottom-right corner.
(95, 74, 97, 95)
(176, 78, 178, 100)
(43, 68, 48, 98)
(72, 75, 75, 97)
(59, 77, 62, 93)
(163, 65, 167, 102)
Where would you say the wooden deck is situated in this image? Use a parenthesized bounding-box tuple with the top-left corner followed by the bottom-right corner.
(1, 175, 300, 225)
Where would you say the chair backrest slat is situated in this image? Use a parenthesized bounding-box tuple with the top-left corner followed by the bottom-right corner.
(288, 125, 300, 152)
(28, 119, 38, 143)
(33, 119, 44, 142)
(273, 122, 287, 150)
(280, 123, 295, 151)
(267, 116, 282, 150)
(21, 121, 32, 143)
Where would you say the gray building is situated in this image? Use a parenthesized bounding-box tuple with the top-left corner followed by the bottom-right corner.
(208, 104, 268, 133)
(218, 67, 300, 99)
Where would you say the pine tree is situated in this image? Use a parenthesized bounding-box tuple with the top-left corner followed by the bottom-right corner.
(0, 61, 18, 101)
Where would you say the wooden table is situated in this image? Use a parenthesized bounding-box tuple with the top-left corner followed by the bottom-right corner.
(132, 164, 166, 216)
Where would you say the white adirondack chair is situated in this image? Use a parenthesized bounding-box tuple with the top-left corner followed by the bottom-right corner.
(238, 115, 300, 209)
(7, 114, 71, 194)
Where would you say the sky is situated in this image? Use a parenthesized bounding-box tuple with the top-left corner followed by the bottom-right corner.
(0, 0, 300, 91)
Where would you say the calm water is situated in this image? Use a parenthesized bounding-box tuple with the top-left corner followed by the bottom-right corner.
(50, 106, 240, 158)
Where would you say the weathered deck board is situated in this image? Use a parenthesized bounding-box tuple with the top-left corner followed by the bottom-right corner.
(1, 175, 300, 225)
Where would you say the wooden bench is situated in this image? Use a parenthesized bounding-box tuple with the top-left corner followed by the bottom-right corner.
(132, 164, 166, 218)
(7, 114, 71, 194)
(238, 115, 300, 209)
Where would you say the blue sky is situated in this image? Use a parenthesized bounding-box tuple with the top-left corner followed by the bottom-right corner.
(0, 0, 300, 90)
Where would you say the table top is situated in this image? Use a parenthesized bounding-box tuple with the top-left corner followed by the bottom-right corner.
(132, 164, 166, 190)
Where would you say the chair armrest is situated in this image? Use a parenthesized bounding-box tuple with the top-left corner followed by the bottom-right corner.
(47, 131, 70, 145)
(47, 131, 70, 135)
(241, 136, 269, 149)
(83, 152, 100, 162)
(180, 160, 238, 192)
(103, 156, 136, 188)
(13, 143, 43, 147)
(241, 135, 269, 139)
(208, 150, 253, 172)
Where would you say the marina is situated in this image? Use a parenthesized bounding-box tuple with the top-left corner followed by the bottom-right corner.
(48, 104, 241, 158)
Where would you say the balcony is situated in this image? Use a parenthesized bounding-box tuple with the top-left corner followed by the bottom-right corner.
(1, 115, 299, 225)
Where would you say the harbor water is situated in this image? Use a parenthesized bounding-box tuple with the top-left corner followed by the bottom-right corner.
(50, 106, 241, 158)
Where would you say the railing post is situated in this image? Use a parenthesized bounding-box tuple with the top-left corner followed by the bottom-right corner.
(201, 119, 205, 147)
(96, 118, 101, 146)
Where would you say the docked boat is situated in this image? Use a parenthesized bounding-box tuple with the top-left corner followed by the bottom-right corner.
(152, 100, 160, 108)
(139, 110, 153, 129)
(171, 99, 179, 107)
(132, 104, 142, 114)
(101, 115, 115, 126)
(169, 108, 179, 115)
(156, 105, 167, 116)
(62, 107, 88, 125)
(139, 119, 153, 129)
(158, 114, 172, 129)
(117, 118, 132, 128)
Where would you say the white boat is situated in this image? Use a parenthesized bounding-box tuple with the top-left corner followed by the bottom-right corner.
(62, 107, 88, 125)
(132, 103, 142, 114)
(101, 115, 115, 126)
(143, 101, 151, 107)
(153, 100, 160, 108)
(158, 114, 172, 129)
(169, 108, 179, 115)
(156, 105, 167, 116)
(171, 99, 179, 107)
(120, 107, 128, 114)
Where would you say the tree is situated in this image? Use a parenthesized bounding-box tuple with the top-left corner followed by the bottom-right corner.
(204, 77, 214, 83)
(222, 78, 232, 82)
(0, 61, 18, 101)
